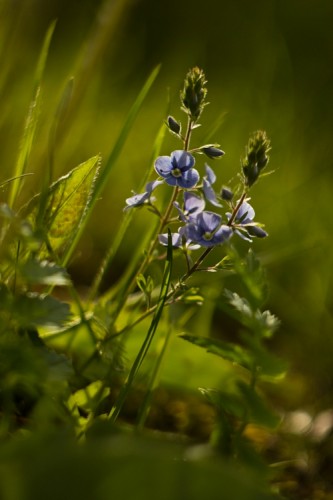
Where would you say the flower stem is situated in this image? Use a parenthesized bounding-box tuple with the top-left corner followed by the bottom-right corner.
(184, 116, 193, 151)
(103, 245, 215, 345)
(136, 323, 173, 431)
(109, 186, 179, 325)
(227, 191, 247, 226)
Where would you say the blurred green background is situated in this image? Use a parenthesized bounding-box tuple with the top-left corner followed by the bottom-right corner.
(1, 0, 332, 409)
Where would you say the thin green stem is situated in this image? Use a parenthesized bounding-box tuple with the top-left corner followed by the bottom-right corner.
(102, 245, 215, 347)
(136, 323, 173, 431)
(110, 186, 179, 324)
(108, 234, 173, 424)
(227, 191, 247, 227)
(183, 116, 193, 152)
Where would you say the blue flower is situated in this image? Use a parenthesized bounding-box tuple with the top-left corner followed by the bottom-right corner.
(173, 191, 205, 222)
(227, 201, 268, 241)
(184, 211, 233, 247)
(203, 164, 222, 207)
(124, 180, 163, 210)
(154, 150, 199, 189)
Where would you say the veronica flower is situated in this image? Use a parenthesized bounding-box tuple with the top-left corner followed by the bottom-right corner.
(227, 201, 268, 241)
(184, 211, 232, 247)
(154, 150, 199, 189)
(203, 164, 222, 207)
(124, 180, 163, 210)
(173, 191, 205, 222)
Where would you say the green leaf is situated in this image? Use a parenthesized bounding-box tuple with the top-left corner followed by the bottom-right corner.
(180, 334, 253, 372)
(19, 259, 71, 286)
(14, 293, 71, 328)
(26, 155, 100, 258)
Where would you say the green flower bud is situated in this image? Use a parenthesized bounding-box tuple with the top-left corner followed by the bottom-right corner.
(180, 67, 208, 121)
(241, 130, 271, 188)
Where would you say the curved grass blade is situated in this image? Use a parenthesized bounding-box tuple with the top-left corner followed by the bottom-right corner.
(62, 65, 161, 268)
(89, 118, 166, 300)
(8, 21, 56, 208)
(108, 230, 173, 424)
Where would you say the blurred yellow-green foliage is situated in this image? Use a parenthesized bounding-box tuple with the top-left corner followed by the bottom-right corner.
(1, 0, 333, 409)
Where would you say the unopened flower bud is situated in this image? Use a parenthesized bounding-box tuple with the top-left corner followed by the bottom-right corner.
(221, 187, 234, 201)
(202, 146, 225, 159)
(247, 225, 268, 238)
(167, 115, 181, 135)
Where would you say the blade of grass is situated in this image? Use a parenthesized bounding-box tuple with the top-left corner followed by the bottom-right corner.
(136, 322, 173, 431)
(108, 230, 173, 424)
(8, 20, 56, 208)
(89, 118, 166, 300)
(61, 64, 160, 268)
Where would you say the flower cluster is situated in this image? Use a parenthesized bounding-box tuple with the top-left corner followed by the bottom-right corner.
(124, 67, 270, 259)
(125, 150, 267, 251)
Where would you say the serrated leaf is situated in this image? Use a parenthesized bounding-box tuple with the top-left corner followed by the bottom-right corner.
(19, 259, 71, 286)
(14, 293, 71, 328)
(180, 334, 253, 372)
(25, 155, 100, 257)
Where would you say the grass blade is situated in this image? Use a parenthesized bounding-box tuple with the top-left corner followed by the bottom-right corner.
(61, 65, 161, 267)
(89, 119, 166, 300)
(108, 230, 173, 424)
(8, 21, 56, 208)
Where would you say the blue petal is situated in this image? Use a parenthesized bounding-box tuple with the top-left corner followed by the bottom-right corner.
(154, 156, 173, 177)
(164, 175, 178, 187)
(212, 225, 233, 244)
(158, 232, 182, 247)
(146, 179, 164, 193)
(198, 211, 222, 232)
(184, 222, 202, 242)
(173, 201, 186, 221)
(124, 191, 149, 209)
(203, 178, 222, 207)
(205, 164, 217, 184)
(177, 168, 199, 188)
(183, 192, 205, 216)
(236, 201, 255, 224)
(171, 150, 195, 172)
